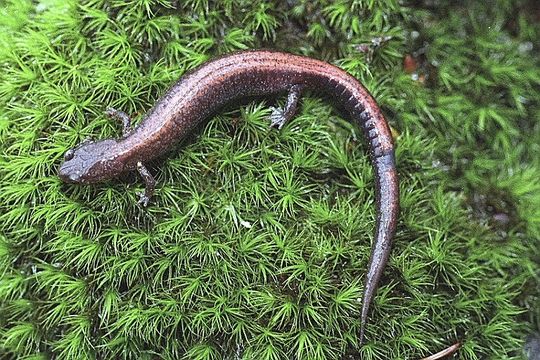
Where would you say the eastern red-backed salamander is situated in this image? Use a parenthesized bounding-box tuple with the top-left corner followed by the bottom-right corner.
(58, 49, 399, 343)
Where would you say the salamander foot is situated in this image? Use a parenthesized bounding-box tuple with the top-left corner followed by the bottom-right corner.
(136, 161, 155, 207)
(268, 84, 303, 130)
(137, 191, 151, 207)
(269, 107, 288, 129)
(105, 107, 132, 136)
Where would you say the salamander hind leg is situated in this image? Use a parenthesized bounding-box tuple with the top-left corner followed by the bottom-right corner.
(269, 84, 304, 129)
(136, 162, 156, 207)
(105, 107, 132, 136)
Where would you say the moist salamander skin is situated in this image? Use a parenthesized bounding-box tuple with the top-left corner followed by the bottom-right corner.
(58, 49, 399, 343)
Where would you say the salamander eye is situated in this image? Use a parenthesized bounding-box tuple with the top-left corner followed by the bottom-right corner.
(64, 149, 75, 161)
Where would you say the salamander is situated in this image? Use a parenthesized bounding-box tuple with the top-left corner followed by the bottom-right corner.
(58, 49, 399, 343)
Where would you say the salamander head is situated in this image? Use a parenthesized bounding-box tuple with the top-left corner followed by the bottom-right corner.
(58, 139, 124, 184)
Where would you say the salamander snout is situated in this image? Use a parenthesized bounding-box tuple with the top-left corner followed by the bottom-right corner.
(58, 139, 122, 184)
(58, 163, 82, 183)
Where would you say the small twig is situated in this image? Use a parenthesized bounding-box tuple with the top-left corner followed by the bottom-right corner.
(420, 341, 461, 360)
(354, 35, 393, 62)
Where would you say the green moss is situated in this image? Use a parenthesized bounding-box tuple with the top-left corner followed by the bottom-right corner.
(0, 0, 538, 359)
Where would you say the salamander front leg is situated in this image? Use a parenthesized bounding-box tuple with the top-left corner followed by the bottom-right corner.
(136, 161, 156, 207)
(105, 107, 132, 136)
(269, 84, 304, 129)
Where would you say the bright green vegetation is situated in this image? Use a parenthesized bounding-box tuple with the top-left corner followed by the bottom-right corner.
(0, 0, 538, 359)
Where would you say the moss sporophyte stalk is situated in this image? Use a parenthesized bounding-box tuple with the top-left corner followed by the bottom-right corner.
(0, 0, 538, 359)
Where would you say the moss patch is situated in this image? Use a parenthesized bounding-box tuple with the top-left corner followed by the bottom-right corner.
(0, 0, 538, 359)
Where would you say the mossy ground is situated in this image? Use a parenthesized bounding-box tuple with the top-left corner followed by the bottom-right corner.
(0, 0, 538, 359)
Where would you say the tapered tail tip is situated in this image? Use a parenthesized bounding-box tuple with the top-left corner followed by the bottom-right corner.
(359, 324, 366, 347)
